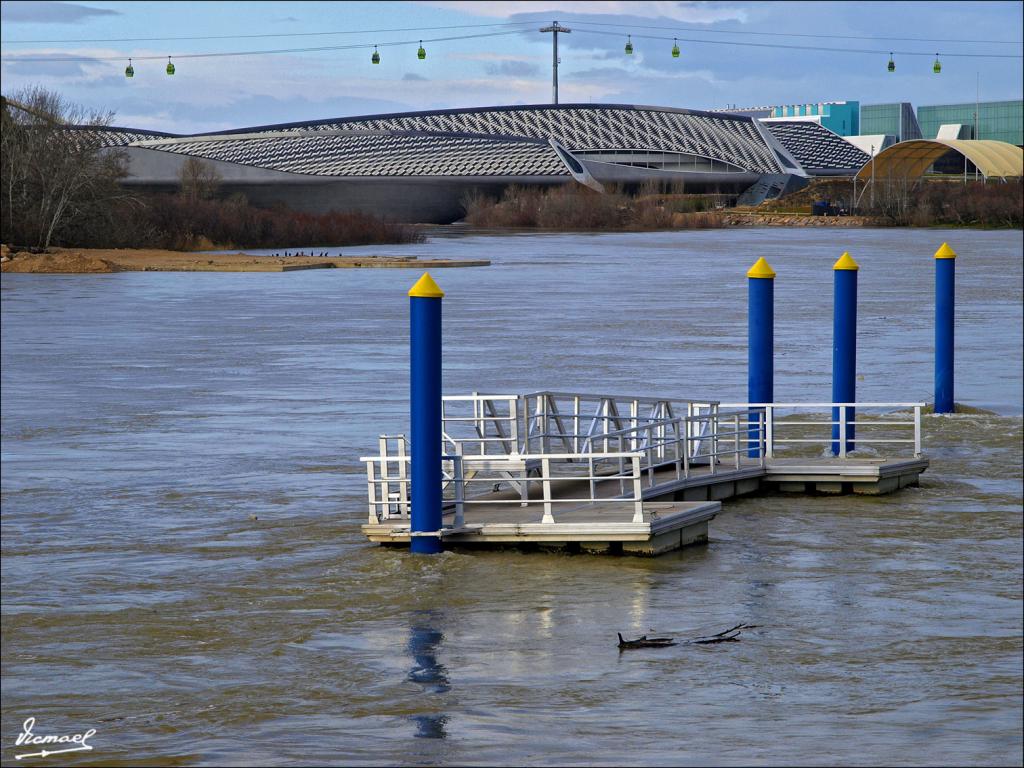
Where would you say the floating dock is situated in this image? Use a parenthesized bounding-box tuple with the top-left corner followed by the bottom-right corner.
(361, 391, 928, 555)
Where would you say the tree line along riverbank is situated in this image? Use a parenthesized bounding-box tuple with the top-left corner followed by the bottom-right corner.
(463, 179, 1022, 231)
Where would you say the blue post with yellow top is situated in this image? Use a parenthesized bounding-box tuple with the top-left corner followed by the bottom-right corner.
(409, 272, 444, 554)
(934, 242, 956, 414)
(831, 252, 859, 456)
(747, 257, 775, 457)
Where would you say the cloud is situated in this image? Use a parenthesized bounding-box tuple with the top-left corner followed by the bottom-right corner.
(1, 54, 97, 77)
(275, 16, 301, 22)
(1, 1, 120, 24)
(484, 60, 540, 77)
(448, 52, 541, 63)
(423, 1, 747, 23)
(402, 72, 429, 81)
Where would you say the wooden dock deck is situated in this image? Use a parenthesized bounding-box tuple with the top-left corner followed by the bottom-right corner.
(360, 391, 930, 556)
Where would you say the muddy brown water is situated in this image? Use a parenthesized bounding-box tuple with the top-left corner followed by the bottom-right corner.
(2, 228, 1021, 765)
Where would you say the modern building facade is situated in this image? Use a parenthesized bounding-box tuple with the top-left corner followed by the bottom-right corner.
(82, 97, 1021, 222)
(917, 100, 1023, 145)
(860, 103, 923, 142)
(97, 103, 847, 222)
(761, 121, 869, 175)
(764, 101, 860, 136)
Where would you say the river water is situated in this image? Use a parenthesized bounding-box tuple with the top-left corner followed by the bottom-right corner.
(1, 228, 1021, 766)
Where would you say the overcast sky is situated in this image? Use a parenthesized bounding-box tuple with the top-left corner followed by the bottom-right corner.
(1, 0, 1021, 134)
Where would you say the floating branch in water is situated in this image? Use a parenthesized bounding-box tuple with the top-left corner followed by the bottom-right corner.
(617, 632, 677, 650)
(690, 623, 760, 644)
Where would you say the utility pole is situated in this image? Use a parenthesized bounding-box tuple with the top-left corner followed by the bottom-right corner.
(539, 21, 571, 105)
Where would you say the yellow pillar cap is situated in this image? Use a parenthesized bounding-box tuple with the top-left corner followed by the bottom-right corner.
(746, 257, 776, 279)
(408, 272, 445, 298)
(934, 242, 957, 259)
(833, 252, 859, 271)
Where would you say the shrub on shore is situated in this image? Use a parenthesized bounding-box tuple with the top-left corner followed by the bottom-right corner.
(22, 192, 424, 251)
(901, 180, 1023, 228)
(766, 177, 1023, 228)
(462, 184, 725, 231)
(130, 194, 423, 250)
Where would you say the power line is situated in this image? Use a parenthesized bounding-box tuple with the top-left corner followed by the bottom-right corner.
(4, 17, 1019, 47)
(561, 18, 1023, 46)
(3, 24, 1020, 65)
(569, 27, 1024, 58)
(0, 29, 525, 63)
(0, 20, 538, 45)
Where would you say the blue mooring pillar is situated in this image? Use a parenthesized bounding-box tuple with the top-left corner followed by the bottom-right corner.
(831, 252, 859, 456)
(934, 242, 956, 414)
(747, 257, 775, 457)
(409, 272, 444, 554)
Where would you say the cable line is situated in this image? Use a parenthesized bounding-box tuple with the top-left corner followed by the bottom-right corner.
(562, 18, 1023, 45)
(3, 26, 1019, 65)
(0, 20, 537, 44)
(570, 27, 1024, 58)
(0, 29, 524, 62)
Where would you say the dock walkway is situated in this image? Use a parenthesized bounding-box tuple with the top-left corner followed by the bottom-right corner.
(361, 391, 928, 555)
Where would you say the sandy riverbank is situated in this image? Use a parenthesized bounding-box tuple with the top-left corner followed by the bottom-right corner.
(0, 246, 489, 274)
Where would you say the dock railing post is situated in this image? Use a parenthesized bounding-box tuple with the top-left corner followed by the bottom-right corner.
(747, 257, 776, 457)
(631, 455, 644, 523)
(409, 272, 445, 554)
(934, 242, 956, 413)
(541, 457, 554, 524)
(367, 460, 380, 524)
(838, 405, 848, 458)
(759, 411, 767, 467)
(765, 405, 774, 459)
(831, 252, 859, 456)
(914, 405, 922, 457)
(452, 455, 465, 529)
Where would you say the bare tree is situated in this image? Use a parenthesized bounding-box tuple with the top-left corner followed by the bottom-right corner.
(1, 86, 128, 248)
(178, 156, 222, 202)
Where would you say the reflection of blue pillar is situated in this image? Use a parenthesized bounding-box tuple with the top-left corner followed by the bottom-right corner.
(409, 273, 444, 554)
(747, 257, 775, 457)
(408, 614, 449, 739)
(934, 242, 956, 413)
(831, 252, 859, 456)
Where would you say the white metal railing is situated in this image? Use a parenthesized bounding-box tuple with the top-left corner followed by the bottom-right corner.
(720, 402, 925, 459)
(361, 451, 646, 526)
(363, 395, 924, 527)
(521, 390, 719, 457)
(440, 393, 520, 457)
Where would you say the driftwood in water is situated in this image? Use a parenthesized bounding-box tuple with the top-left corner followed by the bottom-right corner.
(617, 623, 760, 650)
(617, 632, 677, 650)
(690, 623, 759, 644)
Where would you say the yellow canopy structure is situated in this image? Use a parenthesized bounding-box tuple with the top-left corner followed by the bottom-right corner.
(856, 139, 1024, 182)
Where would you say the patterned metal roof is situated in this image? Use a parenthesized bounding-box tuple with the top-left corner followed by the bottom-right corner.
(69, 126, 177, 147)
(763, 121, 869, 171)
(133, 130, 571, 177)
(221, 104, 786, 174)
